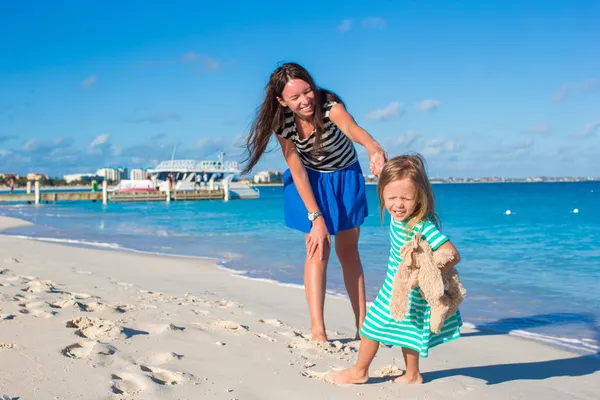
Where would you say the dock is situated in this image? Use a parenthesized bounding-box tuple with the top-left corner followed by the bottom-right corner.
(0, 189, 226, 204)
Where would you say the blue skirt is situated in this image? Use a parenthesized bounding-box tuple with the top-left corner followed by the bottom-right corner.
(283, 161, 368, 235)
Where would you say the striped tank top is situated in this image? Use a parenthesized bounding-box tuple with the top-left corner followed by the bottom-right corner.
(275, 102, 358, 172)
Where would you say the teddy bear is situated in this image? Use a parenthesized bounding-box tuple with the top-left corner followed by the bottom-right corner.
(389, 232, 466, 334)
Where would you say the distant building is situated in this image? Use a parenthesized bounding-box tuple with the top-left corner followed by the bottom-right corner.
(96, 167, 128, 182)
(253, 170, 283, 184)
(64, 173, 96, 184)
(129, 168, 151, 180)
(0, 173, 20, 179)
(26, 172, 49, 181)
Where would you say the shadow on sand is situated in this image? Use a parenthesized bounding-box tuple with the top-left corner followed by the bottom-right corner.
(424, 312, 600, 384)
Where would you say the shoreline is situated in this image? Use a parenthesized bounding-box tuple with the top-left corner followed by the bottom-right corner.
(1, 216, 599, 399)
(2, 219, 598, 357)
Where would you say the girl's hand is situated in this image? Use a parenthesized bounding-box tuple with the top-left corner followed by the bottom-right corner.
(367, 143, 388, 176)
(307, 218, 331, 261)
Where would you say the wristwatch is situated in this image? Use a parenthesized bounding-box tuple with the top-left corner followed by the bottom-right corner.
(308, 210, 322, 221)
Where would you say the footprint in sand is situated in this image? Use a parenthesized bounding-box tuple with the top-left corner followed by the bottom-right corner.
(23, 279, 56, 293)
(113, 303, 136, 313)
(76, 301, 106, 312)
(48, 296, 76, 309)
(111, 372, 147, 395)
(288, 337, 360, 358)
(191, 309, 210, 316)
(0, 343, 18, 351)
(68, 316, 124, 341)
(254, 333, 277, 342)
(301, 369, 333, 383)
(259, 318, 287, 328)
(210, 320, 248, 333)
(0, 268, 10, 274)
(62, 340, 96, 359)
(5, 257, 20, 263)
(214, 300, 243, 309)
(75, 270, 92, 275)
(143, 352, 184, 366)
(19, 308, 57, 319)
(140, 365, 183, 385)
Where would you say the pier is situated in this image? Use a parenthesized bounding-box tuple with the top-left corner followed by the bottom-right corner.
(0, 183, 227, 205)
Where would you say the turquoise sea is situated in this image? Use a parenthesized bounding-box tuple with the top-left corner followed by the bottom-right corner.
(2, 182, 599, 355)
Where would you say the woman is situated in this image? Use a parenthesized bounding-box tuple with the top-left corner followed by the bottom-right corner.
(243, 63, 387, 341)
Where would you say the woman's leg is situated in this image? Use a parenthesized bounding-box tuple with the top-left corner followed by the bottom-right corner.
(305, 234, 331, 341)
(335, 227, 367, 336)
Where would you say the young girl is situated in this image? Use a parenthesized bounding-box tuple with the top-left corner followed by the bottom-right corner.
(243, 62, 387, 341)
(333, 154, 462, 385)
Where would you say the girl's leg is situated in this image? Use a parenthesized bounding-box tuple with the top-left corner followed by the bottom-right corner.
(332, 336, 380, 384)
(335, 227, 367, 336)
(304, 234, 331, 341)
(394, 347, 423, 384)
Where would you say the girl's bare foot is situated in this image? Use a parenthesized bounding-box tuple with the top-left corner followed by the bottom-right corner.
(311, 331, 328, 342)
(332, 368, 368, 385)
(393, 373, 423, 384)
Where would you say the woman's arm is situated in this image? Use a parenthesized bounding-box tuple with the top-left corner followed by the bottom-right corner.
(276, 135, 330, 260)
(435, 241, 461, 274)
(328, 103, 387, 175)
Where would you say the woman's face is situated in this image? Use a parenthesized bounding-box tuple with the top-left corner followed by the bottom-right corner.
(278, 78, 315, 118)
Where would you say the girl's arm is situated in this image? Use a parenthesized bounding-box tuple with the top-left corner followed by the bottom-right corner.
(328, 103, 387, 175)
(436, 241, 461, 274)
(276, 135, 330, 260)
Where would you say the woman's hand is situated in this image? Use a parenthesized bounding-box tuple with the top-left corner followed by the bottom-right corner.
(367, 143, 388, 176)
(306, 217, 331, 261)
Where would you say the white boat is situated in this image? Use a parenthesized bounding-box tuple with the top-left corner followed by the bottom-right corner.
(147, 153, 260, 200)
(111, 179, 157, 193)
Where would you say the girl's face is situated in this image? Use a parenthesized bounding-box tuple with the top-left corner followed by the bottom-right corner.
(278, 79, 315, 118)
(383, 177, 418, 222)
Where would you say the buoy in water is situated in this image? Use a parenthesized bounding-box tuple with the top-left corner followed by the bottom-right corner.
(505, 210, 512, 215)
(573, 208, 579, 214)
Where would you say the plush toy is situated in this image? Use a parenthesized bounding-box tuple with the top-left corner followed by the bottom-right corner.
(390, 232, 466, 333)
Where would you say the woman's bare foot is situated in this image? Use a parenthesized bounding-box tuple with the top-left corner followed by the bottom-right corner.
(311, 331, 328, 342)
(332, 368, 368, 385)
(393, 373, 423, 384)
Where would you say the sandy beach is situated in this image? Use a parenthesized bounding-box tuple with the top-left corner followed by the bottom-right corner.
(0, 216, 598, 399)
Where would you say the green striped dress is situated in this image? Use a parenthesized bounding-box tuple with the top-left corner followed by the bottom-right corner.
(360, 218, 462, 358)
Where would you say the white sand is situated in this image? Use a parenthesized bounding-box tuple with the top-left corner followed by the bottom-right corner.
(0, 216, 598, 399)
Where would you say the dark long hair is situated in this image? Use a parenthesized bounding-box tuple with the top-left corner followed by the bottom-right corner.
(242, 62, 343, 174)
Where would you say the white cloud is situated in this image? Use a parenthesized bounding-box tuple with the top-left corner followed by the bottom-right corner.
(0, 150, 10, 157)
(552, 79, 597, 102)
(80, 75, 98, 89)
(366, 102, 404, 121)
(574, 120, 600, 138)
(487, 138, 533, 160)
(415, 100, 440, 112)
(396, 130, 423, 149)
(181, 51, 221, 70)
(522, 123, 549, 134)
(87, 133, 111, 154)
(22, 138, 38, 152)
(510, 138, 533, 151)
(337, 19, 353, 32)
(362, 17, 386, 29)
(421, 138, 462, 157)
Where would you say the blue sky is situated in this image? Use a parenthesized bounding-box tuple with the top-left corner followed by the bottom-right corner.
(1, 0, 598, 178)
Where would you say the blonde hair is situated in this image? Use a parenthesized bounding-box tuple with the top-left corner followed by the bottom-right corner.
(377, 154, 441, 238)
